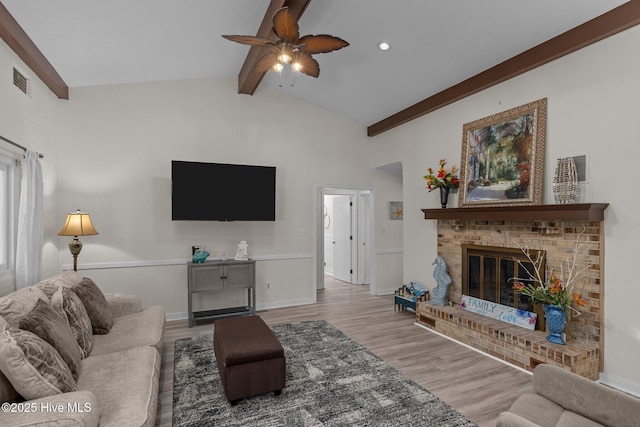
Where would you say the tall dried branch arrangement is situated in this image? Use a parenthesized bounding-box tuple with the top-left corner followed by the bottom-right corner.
(512, 226, 590, 320)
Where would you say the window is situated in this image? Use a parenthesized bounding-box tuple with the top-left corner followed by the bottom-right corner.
(0, 154, 18, 278)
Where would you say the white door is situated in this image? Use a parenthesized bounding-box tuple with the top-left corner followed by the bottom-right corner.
(332, 196, 352, 283)
(323, 196, 334, 276)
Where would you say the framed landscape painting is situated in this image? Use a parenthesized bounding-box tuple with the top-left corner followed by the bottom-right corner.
(459, 98, 546, 207)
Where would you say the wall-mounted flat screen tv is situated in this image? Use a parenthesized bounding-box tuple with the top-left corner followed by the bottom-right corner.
(172, 161, 276, 221)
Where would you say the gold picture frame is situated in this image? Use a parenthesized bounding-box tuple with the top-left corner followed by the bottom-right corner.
(459, 98, 546, 207)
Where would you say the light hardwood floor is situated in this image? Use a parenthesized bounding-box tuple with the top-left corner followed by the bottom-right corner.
(156, 277, 532, 426)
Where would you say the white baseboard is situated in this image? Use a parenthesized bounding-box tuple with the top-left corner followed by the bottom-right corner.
(598, 372, 640, 398)
(257, 298, 315, 311)
(166, 311, 188, 322)
(165, 297, 315, 322)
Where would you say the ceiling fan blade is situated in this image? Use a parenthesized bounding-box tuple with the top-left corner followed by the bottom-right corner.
(272, 7, 299, 43)
(221, 35, 275, 47)
(298, 35, 349, 54)
(254, 51, 279, 73)
(293, 51, 320, 78)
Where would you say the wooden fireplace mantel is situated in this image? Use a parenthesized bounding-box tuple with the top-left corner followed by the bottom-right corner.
(422, 203, 609, 222)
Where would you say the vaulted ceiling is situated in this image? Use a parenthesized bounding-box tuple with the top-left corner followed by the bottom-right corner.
(1, 0, 633, 135)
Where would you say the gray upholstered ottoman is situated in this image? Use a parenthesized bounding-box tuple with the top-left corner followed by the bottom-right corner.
(213, 315, 285, 404)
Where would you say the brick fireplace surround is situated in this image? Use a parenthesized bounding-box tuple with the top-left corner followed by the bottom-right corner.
(417, 205, 606, 380)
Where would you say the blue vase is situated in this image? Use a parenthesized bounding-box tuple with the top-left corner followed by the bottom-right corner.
(192, 250, 210, 263)
(543, 304, 566, 345)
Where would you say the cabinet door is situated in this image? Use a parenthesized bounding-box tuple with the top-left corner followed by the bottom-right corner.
(190, 265, 225, 292)
(225, 263, 255, 289)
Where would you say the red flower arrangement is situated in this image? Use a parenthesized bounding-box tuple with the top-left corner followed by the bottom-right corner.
(423, 159, 460, 191)
(513, 276, 586, 321)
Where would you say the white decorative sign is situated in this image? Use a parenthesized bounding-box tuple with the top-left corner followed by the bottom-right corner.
(460, 295, 537, 330)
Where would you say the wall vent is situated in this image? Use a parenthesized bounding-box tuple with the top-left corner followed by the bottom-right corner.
(13, 68, 28, 94)
(419, 315, 436, 328)
(530, 358, 545, 369)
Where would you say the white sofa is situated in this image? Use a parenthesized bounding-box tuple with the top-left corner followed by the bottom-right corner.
(0, 271, 165, 427)
(496, 364, 640, 427)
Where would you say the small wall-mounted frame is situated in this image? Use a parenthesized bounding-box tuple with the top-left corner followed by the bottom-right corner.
(389, 201, 403, 220)
(570, 154, 588, 182)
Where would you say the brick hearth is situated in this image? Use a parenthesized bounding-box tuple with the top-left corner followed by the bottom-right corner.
(417, 303, 599, 379)
(417, 218, 604, 379)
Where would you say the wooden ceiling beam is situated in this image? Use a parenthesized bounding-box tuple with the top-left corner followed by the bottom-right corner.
(0, 1, 68, 99)
(237, 0, 312, 95)
(367, 0, 640, 137)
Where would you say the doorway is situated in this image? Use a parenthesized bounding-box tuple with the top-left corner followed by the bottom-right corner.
(324, 194, 353, 283)
(316, 187, 374, 293)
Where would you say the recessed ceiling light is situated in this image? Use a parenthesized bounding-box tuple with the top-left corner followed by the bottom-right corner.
(378, 42, 390, 51)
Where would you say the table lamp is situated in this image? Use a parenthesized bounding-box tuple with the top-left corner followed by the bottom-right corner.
(58, 209, 99, 271)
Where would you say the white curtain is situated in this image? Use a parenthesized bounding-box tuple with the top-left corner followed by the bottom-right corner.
(16, 150, 43, 288)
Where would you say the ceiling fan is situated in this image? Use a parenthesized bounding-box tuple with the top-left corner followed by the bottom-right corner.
(222, 7, 349, 78)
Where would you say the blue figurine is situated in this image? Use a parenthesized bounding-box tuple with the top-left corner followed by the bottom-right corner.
(431, 256, 451, 306)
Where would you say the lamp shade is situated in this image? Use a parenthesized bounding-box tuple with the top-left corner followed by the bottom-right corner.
(58, 210, 99, 237)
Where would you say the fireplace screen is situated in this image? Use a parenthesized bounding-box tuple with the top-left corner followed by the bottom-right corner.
(462, 245, 545, 313)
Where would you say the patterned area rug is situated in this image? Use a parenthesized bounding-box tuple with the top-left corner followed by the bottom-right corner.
(173, 320, 476, 426)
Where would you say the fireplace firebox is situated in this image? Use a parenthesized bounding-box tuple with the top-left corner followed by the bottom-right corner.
(462, 245, 546, 330)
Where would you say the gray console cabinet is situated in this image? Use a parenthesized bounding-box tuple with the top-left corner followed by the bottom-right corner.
(187, 259, 256, 327)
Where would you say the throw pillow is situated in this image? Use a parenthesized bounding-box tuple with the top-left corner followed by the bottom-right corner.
(19, 299, 82, 380)
(51, 287, 93, 358)
(0, 286, 48, 327)
(410, 281, 427, 298)
(36, 282, 61, 301)
(0, 325, 77, 400)
(36, 271, 82, 300)
(0, 369, 19, 404)
(70, 277, 114, 334)
(0, 315, 20, 403)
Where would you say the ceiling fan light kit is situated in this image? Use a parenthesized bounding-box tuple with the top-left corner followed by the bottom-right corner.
(222, 7, 348, 80)
(277, 45, 292, 64)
